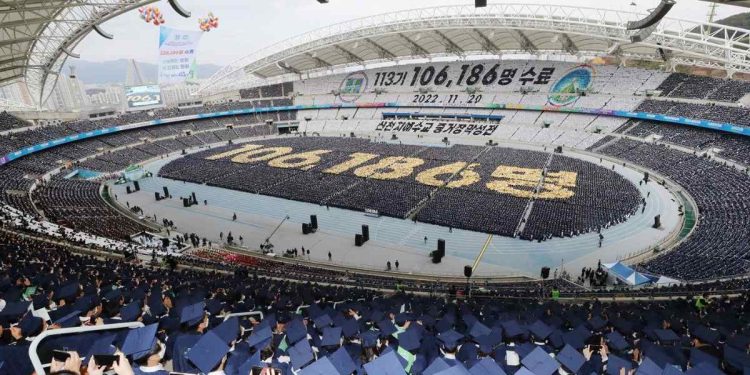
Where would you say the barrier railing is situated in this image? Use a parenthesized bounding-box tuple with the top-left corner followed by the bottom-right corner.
(29, 322, 144, 375)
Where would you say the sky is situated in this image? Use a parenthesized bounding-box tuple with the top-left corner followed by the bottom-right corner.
(74, 0, 746, 67)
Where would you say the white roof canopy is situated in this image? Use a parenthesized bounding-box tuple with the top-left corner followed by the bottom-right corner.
(200, 3, 750, 95)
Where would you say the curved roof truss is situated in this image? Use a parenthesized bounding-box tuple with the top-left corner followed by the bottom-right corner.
(0, 0, 158, 108)
(200, 3, 750, 95)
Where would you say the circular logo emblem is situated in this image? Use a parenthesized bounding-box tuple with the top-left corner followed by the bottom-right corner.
(338, 72, 368, 103)
(548, 65, 594, 106)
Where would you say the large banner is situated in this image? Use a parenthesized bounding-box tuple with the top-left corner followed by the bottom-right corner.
(158, 26, 203, 84)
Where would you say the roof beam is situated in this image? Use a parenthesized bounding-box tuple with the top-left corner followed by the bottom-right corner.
(511, 29, 537, 52)
(433, 30, 464, 56)
(363, 38, 396, 60)
(305, 52, 332, 68)
(0, 37, 34, 47)
(276, 61, 301, 75)
(397, 33, 429, 58)
(472, 29, 501, 54)
(559, 33, 578, 54)
(0, 55, 28, 67)
(0, 16, 51, 28)
(333, 45, 363, 63)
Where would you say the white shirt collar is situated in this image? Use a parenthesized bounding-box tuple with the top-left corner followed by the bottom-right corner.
(138, 364, 166, 373)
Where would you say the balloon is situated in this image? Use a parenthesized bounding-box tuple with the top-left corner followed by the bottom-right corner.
(198, 12, 219, 32)
(138, 6, 165, 26)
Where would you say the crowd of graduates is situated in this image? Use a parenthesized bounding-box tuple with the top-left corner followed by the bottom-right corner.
(598, 139, 750, 280)
(2, 225, 750, 375)
(160, 137, 641, 241)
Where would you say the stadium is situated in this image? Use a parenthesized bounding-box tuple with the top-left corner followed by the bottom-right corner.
(0, 0, 749, 374)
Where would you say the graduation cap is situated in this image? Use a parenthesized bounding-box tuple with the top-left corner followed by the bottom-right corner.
(528, 320, 552, 341)
(179, 302, 205, 326)
(212, 317, 240, 345)
(438, 329, 464, 351)
(469, 358, 507, 375)
(322, 326, 342, 347)
(86, 333, 117, 359)
(435, 317, 455, 333)
(300, 356, 339, 374)
(419, 314, 436, 328)
(726, 334, 750, 350)
(476, 334, 498, 354)
(289, 338, 315, 369)
(370, 310, 385, 323)
(434, 364, 472, 375)
(396, 328, 421, 352)
(662, 366, 684, 375)
(237, 351, 262, 375)
(0, 301, 30, 320)
(684, 362, 722, 375)
(655, 329, 680, 344)
(606, 354, 633, 375)
(53, 310, 82, 328)
(55, 282, 79, 302)
(32, 294, 48, 311)
(562, 330, 586, 350)
(691, 325, 719, 345)
(362, 330, 380, 348)
(147, 293, 165, 317)
(587, 316, 607, 331)
(206, 299, 224, 315)
(329, 346, 357, 375)
(363, 350, 407, 375)
(502, 320, 524, 339)
(285, 319, 308, 344)
(247, 325, 273, 349)
(606, 330, 630, 352)
(636, 357, 663, 375)
(688, 347, 718, 368)
(120, 303, 141, 322)
(313, 314, 333, 330)
(547, 330, 564, 350)
(395, 313, 414, 326)
(102, 288, 122, 302)
(121, 323, 159, 360)
(18, 315, 43, 337)
(521, 346, 559, 375)
(424, 358, 451, 375)
(556, 344, 586, 373)
(457, 343, 479, 364)
(72, 295, 99, 313)
(341, 319, 359, 338)
(469, 321, 492, 339)
(377, 320, 398, 338)
(186, 331, 230, 374)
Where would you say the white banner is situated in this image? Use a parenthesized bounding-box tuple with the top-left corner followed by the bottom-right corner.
(158, 26, 203, 84)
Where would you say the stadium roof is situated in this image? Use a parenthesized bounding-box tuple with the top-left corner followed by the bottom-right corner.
(0, 0, 158, 108)
(199, 3, 750, 95)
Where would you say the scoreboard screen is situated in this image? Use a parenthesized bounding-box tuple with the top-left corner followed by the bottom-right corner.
(125, 85, 162, 108)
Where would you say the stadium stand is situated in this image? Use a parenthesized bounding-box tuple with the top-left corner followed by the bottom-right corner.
(0, 227, 748, 375)
(656, 73, 750, 102)
(0, 111, 30, 131)
(596, 138, 750, 280)
(5, 2, 750, 372)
